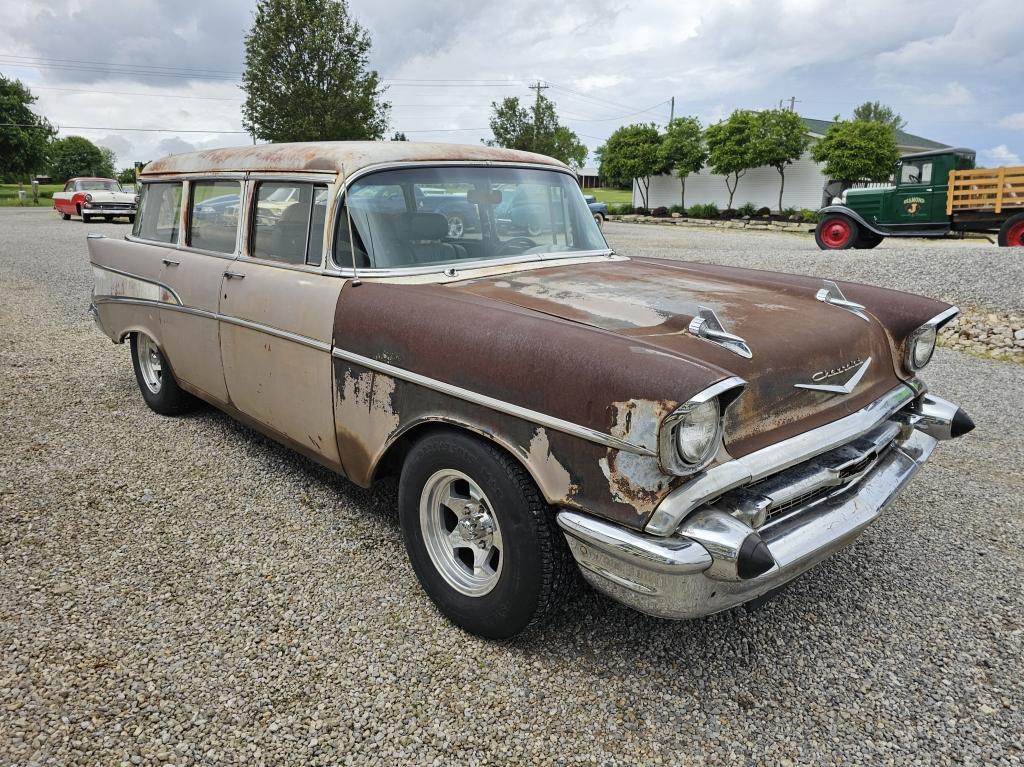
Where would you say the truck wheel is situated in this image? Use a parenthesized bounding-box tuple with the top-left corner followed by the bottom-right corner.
(997, 213, 1024, 247)
(398, 431, 575, 639)
(815, 215, 858, 250)
(854, 232, 883, 249)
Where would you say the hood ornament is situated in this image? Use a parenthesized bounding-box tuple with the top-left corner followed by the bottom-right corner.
(816, 280, 870, 322)
(795, 357, 872, 394)
(688, 306, 752, 359)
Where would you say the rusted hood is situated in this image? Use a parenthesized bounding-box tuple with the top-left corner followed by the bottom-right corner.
(452, 257, 909, 457)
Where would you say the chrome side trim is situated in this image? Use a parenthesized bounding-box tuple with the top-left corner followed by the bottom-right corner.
(815, 280, 870, 322)
(925, 305, 960, 329)
(690, 376, 747, 404)
(91, 264, 183, 306)
(330, 346, 657, 456)
(644, 383, 918, 535)
(794, 357, 872, 394)
(687, 306, 753, 358)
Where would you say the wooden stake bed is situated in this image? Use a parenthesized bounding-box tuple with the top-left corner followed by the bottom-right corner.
(947, 166, 1024, 215)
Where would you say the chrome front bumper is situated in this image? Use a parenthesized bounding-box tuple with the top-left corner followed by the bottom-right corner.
(557, 386, 969, 620)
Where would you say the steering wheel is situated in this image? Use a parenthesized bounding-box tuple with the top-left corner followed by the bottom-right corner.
(498, 237, 537, 255)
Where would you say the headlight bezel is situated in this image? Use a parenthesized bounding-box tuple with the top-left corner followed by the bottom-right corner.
(658, 377, 745, 476)
(84, 193, 93, 203)
(904, 306, 959, 373)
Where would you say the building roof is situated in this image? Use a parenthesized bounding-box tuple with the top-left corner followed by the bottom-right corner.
(801, 117, 949, 152)
(141, 141, 567, 177)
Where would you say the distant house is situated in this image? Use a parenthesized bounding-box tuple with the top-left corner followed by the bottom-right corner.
(635, 117, 949, 211)
(577, 166, 601, 189)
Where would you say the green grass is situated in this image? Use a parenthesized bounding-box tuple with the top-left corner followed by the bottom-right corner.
(585, 187, 632, 205)
(0, 183, 63, 206)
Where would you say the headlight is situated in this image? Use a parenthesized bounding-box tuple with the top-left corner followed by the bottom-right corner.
(675, 398, 720, 465)
(85, 193, 93, 202)
(134, 195, 140, 204)
(906, 324, 937, 371)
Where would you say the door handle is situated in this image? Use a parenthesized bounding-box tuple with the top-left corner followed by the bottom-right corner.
(162, 258, 180, 266)
(224, 271, 246, 280)
(925, 188, 933, 192)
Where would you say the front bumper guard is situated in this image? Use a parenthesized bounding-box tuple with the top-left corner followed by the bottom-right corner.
(557, 389, 967, 620)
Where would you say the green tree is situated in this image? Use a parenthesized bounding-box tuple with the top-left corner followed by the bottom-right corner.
(852, 101, 906, 131)
(0, 76, 54, 181)
(485, 94, 587, 168)
(48, 136, 116, 182)
(810, 120, 899, 182)
(241, 0, 390, 142)
(754, 109, 810, 212)
(391, 131, 408, 141)
(116, 167, 137, 184)
(659, 116, 706, 209)
(705, 110, 759, 209)
(596, 124, 665, 209)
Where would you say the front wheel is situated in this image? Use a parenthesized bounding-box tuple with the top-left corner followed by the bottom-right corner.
(593, 212, 605, 228)
(130, 333, 197, 415)
(998, 213, 1024, 247)
(398, 431, 575, 639)
(815, 215, 859, 250)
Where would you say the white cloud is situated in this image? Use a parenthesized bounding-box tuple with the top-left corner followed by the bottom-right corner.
(980, 145, 1022, 166)
(998, 113, 1024, 131)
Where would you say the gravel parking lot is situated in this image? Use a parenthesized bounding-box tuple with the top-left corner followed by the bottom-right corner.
(2, 209, 1022, 766)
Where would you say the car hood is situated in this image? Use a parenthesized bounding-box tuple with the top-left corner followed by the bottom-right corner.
(451, 257, 905, 457)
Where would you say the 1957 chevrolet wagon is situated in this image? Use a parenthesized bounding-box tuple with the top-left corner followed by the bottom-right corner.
(88, 142, 974, 638)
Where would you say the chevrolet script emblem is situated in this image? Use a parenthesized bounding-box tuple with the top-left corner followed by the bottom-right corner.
(795, 357, 872, 394)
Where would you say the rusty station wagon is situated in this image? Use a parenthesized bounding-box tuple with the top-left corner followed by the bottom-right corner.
(87, 142, 974, 638)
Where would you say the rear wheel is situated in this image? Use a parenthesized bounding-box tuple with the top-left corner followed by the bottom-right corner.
(398, 431, 575, 639)
(815, 215, 858, 250)
(60, 212, 71, 221)
(998, 213, 1024, 247)
(593, 212, 605, 229)
(130, 333, 197, 415)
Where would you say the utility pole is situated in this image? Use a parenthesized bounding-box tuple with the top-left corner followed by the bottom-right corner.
(669, 96, 675, 124)
(530, 80, 548, 147)
(786, 96, 800, 112)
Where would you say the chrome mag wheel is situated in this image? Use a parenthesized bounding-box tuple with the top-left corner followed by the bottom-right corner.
(135, 334, 164, 394)
(446, 214, 465, 239)
(419, 469, 503, 597)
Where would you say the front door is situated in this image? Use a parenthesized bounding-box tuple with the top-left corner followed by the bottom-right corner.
(891, 158, 938, 224)
(218, 180, 343, 468)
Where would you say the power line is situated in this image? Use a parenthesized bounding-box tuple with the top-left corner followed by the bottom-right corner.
(0, 122, 247, 134)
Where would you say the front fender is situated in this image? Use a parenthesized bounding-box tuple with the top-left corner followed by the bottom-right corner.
(818, 205, 887, 236)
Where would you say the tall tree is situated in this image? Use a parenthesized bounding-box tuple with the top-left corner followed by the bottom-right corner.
(754, 109, 810, 212)
(0, 76, 54, 181)
(391, 131, 408, 141)
(852, 101, 906, 131)
(704, 110, 759, 209)
(242, 0, 390, 142)
(596, 123, 665, 209)
(659, 116, 706, 209)
(486, 94, 587, 168)
(48, 136, 116, 182)
(810, 120, 899, 182)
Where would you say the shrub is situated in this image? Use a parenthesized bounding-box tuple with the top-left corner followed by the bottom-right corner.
(736, 202, 757, 217)
(800, 208, 821, 223)
(720, 208, 737, 219)
(780, 207, 799, 219)
(633, 206, 651, 216)
(651, 206, 669, 217)
(687, 202, 719, 218)
(608, 203, 634, 215)
(755, 206, 771, 217)
(669, 204, 684, 215)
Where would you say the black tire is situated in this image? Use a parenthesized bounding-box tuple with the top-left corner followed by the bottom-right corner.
(997, 212, 1024, 247)
(82, 214, 91, 223)
(815, 214, 859, 250)
(129, 333, 197, 416)
(854, 232, 884, 249)
(61, 212, 71, 221)
(398, 431, 575, 639)
(128, 215, 136, 224)
(593, 212, 605, 229)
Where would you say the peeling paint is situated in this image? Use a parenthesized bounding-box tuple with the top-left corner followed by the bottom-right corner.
(338, 370, 401, 455)
(599, 399, 675, 514)
(525, 428, 578, 500)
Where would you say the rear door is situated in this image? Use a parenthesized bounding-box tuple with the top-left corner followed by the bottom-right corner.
(218, 176, 344, 467)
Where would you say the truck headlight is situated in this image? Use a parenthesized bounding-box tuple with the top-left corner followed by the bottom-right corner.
(906, 324, 937, 370)
(659, 378, 745, 475)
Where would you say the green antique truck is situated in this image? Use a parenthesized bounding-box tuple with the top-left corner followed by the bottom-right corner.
(815, 147, 1024, 249)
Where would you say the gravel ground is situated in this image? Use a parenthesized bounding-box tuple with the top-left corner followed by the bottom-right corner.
(603, 221, 1024, 315)
(1, 208, 1022, 766)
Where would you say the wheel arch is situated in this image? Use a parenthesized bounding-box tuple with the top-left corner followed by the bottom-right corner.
(818, 205, 886, 236)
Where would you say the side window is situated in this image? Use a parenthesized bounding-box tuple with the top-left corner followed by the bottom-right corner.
(920, 162, 933, 184)
(900, 161, 926, 185)
(64, 181, 74, 192)
(188, 180, 240, 254)
(132, 182, 182, 243)
(251, 182, 327, 266)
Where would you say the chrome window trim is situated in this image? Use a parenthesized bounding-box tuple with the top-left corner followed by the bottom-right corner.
(330, 346, 656, 456)
(246, 179, 330, 270)
(131, 180, 185, 247)
(327, 161, 609, 278)
(185, 178, 244, 257)
(644, 382, 921, 536)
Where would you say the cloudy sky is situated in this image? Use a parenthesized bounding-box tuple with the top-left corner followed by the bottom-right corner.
(1, 0, 1022, 169)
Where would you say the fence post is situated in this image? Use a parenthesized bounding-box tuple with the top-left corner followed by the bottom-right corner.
(994, 167, 1006, 214)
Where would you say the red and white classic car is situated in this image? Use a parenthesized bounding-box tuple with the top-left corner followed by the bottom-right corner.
(53, 177, 137, 223)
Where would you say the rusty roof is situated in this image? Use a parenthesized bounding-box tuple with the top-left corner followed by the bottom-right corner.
(140, 141, 568, 177)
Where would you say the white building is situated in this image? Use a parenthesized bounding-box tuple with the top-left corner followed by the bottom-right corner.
(634, 117, 948, 212)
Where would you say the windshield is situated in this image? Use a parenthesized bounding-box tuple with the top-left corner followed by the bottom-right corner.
(78, 180, 122, 192)
(334, 166, 607, 270)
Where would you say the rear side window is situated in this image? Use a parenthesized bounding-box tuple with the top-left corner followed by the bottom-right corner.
(188, 180, 241, 254)
(132, 183, 182, 244)
(251, 182, 328, 266)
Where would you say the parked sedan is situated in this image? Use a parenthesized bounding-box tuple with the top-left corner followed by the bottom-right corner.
(53, 177, 137, 223)
(87, 141, 973, 639)
(584, 194, 608, 227)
